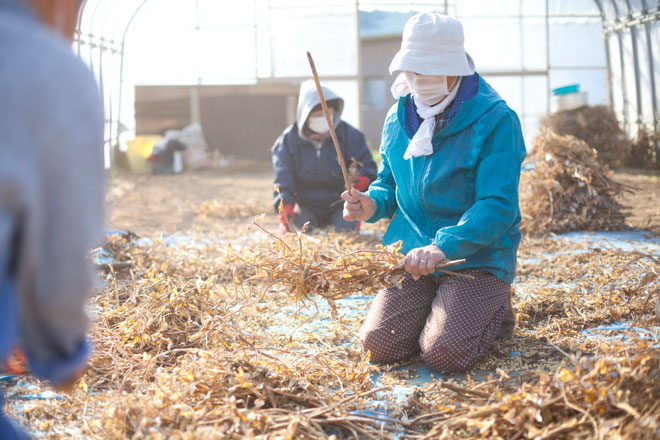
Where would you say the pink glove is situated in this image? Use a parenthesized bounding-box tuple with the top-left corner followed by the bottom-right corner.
(278, 204, 295, 234)
(3, 347, 27, 375)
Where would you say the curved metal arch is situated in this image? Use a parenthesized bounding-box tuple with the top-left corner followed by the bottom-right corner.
(116, 0, 149, 148)
(77, 0, 650, 164)
(639, 0, 659, 136)
(594, 0, 615, 108)
(594, 0, 659, 135)
(75, 0, 151, 168)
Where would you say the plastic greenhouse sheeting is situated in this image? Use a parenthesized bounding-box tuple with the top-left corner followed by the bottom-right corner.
(74, 0, 660, 164)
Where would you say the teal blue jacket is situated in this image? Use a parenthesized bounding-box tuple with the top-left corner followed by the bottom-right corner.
(367, 75, 526, 283)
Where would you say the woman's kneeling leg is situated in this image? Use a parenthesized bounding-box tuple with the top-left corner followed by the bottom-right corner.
(419, 271, 510, 373)
(360, 275, 438, 363)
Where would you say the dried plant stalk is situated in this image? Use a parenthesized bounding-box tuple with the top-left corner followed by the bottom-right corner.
(520, 129, 629, 235)
(228, 215, 470, 316)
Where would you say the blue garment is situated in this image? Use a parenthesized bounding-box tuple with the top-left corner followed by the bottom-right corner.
(272, 120, 378, 216)
(367, 73, 526, 283)
(0, 277, 18, 378)
(0, 279, 27, 440)
(0, 392, 29, 440)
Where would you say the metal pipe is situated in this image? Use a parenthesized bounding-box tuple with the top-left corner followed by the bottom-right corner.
(594, 0, 615, 107)
(75, 0, 91, 55)
(87, 0, 104, 76)
(625, 0, 644, 132)
(115, 0, 149, 160)
(98, 1, 117, 165)
(610, 0, 630, 133)
(100, 0, 127, 166)
(641, 0, 659, 137)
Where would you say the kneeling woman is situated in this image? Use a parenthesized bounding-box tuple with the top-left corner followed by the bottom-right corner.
(272, 80, 377, 234)
(343, 13, 526, 373)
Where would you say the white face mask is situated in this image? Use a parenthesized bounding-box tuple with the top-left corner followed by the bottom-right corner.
(403, 72, 449, 106)
(307, 115, 330, 134)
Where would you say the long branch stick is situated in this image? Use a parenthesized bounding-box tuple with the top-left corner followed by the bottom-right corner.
(307, 51, 353, 192)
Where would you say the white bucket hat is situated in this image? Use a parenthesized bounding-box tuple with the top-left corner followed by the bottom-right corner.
(389, 13, 475, 76)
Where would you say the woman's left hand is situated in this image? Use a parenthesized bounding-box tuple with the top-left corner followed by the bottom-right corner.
(402, 244, 447, 280)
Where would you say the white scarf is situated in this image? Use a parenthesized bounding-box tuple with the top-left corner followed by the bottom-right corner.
(391, 74, 463, 160)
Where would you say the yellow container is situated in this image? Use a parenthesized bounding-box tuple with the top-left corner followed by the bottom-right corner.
(125, 135, 160, 173)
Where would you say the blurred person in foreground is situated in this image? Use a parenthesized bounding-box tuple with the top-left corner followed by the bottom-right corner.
(0, 0, 104, 437)
(342, 13, 526, 373)
(271, 80, 377, 234)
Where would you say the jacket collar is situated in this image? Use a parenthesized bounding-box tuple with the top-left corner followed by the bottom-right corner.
(396, 73, 504, 140)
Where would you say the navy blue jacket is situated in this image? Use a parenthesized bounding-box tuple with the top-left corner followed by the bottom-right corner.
(272, 120, 377, 216)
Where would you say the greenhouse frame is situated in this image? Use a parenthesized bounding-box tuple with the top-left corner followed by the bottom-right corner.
(3, 1, 660, 438)
(73, 0, 659, 164)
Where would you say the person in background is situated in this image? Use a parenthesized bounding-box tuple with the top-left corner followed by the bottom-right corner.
(148, 133, 187, 175)
(271, 80, 377, 234)
(0, 0, 104, 437)
(342, 13, 525, 373)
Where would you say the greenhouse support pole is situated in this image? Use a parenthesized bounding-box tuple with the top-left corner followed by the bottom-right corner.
(99, 2, 122, 160)
(87, 0, 104, 78)
(97, 10, 110, 170)
(641, 0, 659, 137)
(75, 0, 90, 55)
(610, 0, 630, 133)
(116, 0, 148, 163)
(594, 0, 615, 107)
(629, 26, 643, 131)
(625, 0, 644, 131)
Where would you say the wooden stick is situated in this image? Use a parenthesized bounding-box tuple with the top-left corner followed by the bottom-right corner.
(436, 269, 475, 280)
(306, 51, 353, 192)
(391, 258, 475, 280)
(439, 380, 490, 398)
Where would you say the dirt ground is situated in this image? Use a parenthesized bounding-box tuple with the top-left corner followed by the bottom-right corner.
(107, 162, 660, 237)
(106, 161, 279, 237)
(612, 168, 660, 235)
(5, 161, 658, 439)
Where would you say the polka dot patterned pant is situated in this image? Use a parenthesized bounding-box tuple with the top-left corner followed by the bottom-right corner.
(359, 270, 514, 373)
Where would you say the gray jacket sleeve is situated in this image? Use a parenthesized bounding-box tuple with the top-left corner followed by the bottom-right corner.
(15, 47, 105, 384)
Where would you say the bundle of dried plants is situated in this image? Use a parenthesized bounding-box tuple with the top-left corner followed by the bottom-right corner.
(541, 105, 631, 168)
(228, 215, 467, 316)
(627, 125, 660, 170)
(520, 129, 629, 235)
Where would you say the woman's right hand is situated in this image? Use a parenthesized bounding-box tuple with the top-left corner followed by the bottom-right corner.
(342, 188, 377, 222)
